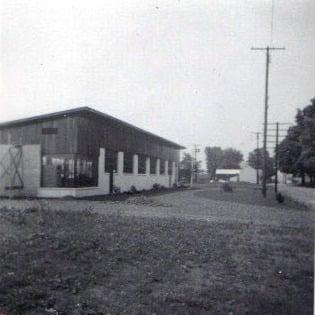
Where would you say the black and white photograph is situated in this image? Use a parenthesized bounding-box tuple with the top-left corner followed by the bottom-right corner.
(0, 0, 314, 314)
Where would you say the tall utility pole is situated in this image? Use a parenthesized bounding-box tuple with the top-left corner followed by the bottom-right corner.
(251, 131, 261, 185)
(265, 122, 291, 193)
(255, 132, 261, 185)
(275, 122, 279, 193)
(190, 144, 200, 186)
(251, 46, 285, 197)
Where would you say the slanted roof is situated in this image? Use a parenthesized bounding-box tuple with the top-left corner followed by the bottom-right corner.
(0, 107, 185, 149)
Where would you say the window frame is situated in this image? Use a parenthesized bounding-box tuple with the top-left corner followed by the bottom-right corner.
(123, 152, 133, 174)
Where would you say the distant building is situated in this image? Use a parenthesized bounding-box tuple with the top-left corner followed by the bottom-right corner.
(239, 163, 258, 183)
(216, 169, 240, 182)
(216, 163, 259, 183)
(0, 107, 185, 198)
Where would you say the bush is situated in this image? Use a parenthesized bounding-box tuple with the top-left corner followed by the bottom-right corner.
(152, 183, 161, 190)
(112, 185, 121, 194)
(129, 185, 138, 194)
(222, 182, 233, 192)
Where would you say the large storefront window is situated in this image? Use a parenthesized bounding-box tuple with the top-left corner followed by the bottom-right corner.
(42, 154, 98, 187)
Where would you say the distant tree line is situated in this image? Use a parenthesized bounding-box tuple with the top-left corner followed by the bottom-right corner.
(278, 98, 315, 185)
(204, 147, 243, 179)
(178, 147, 244, 182)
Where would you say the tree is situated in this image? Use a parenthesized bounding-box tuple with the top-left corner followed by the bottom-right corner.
(278, 98, 315, 184)
(205, 146, 243, 179)
(179, 152, 201, 182)
(205, 147, 223, 179)
(248, 148, 264, 170)
(220, 148, 243, 169)
(278, 136, 302, 175)
(297, 99, 315, 183)
(248, 148, 275, 180)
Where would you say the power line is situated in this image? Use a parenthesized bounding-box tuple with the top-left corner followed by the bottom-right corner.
(270, 0, 275, 45)
(266, 122, 291, 193)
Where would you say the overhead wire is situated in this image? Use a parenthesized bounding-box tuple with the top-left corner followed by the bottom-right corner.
(270, 0, 275, 45)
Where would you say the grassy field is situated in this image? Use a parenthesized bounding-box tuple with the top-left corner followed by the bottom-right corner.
(0, 185, 313, 314)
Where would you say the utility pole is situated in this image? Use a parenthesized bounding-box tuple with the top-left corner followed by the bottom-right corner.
(255, 132, 261, 185)
(190, 144, 200, 187)
(265, 122, 291, 194)
(275, 122, 279, 193)
(251, 46, 285, 197)
(251, 131, 261, 185)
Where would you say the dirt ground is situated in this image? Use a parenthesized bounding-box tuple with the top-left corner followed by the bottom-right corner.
(0, 184, 313, 314)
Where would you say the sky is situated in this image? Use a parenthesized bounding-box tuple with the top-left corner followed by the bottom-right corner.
(0, 0, 314, 169)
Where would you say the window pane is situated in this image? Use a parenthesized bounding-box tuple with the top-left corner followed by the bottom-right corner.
(168, 161, 172, 175)
(76, 158, 97, 186)
(105, 149, 117, 173)
(150, 157, 157, 175)
(160, 159, 165, 175)
(124, 152, 133, 173)
(42, 127, 58, 135)
(138, 154, 146, 174)
(42, 154, 98, 187)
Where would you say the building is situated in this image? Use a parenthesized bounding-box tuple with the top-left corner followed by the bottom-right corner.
(238, 162, 258, 183)
(0, 107, 185, 198)
(215, 164, 257, 183)
(215, 169, 240, 182)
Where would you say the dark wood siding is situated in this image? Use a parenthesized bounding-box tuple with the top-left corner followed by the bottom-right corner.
(0, 113, 180, 162)
(0, 116, 78, 155)
(76, 115, 180, 162)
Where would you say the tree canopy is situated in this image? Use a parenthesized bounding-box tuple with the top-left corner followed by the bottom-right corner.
(205, 147, 243, 179)
(179, 152, 201, 182)
(247, 148, 274, 179)
(278, 98, 315, 184)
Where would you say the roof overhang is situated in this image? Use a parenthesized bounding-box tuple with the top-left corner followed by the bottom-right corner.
(0, 106, 186, 150)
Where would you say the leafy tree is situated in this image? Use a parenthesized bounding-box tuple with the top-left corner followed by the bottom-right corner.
(205, 147, 243, 179)
(278, 98, 315, 184)
(297, 100, 315, 183)
(204, 147, 223, 179)
(278, 136, 302, 175)
(248, 148, 264, 170)
(220, 148, 243, 169)
(248, 148, 275, 180)
(179, 152, 201, 182)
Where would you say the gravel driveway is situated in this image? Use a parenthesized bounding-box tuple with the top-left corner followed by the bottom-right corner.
(0, 184, 312, 229)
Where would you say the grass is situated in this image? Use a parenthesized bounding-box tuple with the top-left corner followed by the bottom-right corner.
(0, 200, 313, 314)
(194, 182, 308, 210)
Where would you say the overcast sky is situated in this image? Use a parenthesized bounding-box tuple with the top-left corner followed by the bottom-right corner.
(0, 0, 314, 167)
